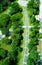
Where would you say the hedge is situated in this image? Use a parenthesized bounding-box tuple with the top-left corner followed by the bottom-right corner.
(27, 0, 40, 65)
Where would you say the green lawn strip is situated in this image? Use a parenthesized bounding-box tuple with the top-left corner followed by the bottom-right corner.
(17, 41, 25, 65)
(27, 9, 34, 26)
(17, 11, 26, 65)
(17, 28, 26, 65)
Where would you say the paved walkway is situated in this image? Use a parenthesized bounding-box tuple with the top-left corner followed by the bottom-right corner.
(23, 6, 29, 65)
(18, 0, 29, 65)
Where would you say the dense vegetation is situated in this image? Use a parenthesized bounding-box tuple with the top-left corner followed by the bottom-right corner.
(27, 0, 40, 65)
(0, 0, 18, 13)
(0, 0, 23, 65)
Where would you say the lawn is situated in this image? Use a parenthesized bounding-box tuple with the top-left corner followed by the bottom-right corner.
(0, 42, 12, 52)
(17, 11, 26, 65)
(17, 28, 26, 65)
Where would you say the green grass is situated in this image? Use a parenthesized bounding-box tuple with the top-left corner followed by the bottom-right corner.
(17, 12, 26, 65)
(17, 28, 26, 65)
(0, 43, 12, 52)
(39, 33, 42, 38)
(27, 10, 34, 26)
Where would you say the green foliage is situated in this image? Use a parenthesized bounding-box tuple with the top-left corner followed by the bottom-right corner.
(1, 27, 9, 36)
(0, 13, 10, 27)
(30, 15, 36, 23)
(29, 38, 39, 45)
(27, 51, 40, 65)
(27, 0, 39, 16)
(29, 15, 40, 26)
(10, 0, 17, 2)
(29, 27, 39, 38)
(28, 44, 37, 52)
(11, 27, 23, 46)
(1, 38, 12, 44)
(0, 0, 17, 13)
(27, 0, 34, 8)
(0, 13, 12, 36)
(0, 5, 3, 13)
(0, 0, 23, 65)
(8, 46, 18, 59)
(10, 13, 23, 22)
(39, 33, 42, 39)
(0, 0, 10, 12)
(11, 2, 22, 14)
(27, 0, 40, 64)
(3, 57, 10, 65)
(0, 48, 7, 60)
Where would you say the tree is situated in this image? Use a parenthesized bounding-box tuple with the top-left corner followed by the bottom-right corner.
(0, 0, 10, 12)
(0, 13, 10, 27)
(10, 0, 17, 2)
(27, 0, 40, 65)
(0, 5, 3, 13)
(1, 38, 12, 44)
(0, 48, 8, 60)
(10, 12, 23, 22)
(27, 0, 34, 8)
(27, 51, 40, 65)
(0, 13, 12, 36)
(8, 44, 18, 65)
(11, 2, 22, 14)
(29, 27, 39, 38)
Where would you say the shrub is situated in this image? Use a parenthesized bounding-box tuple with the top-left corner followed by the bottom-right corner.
(0, 13, 10, 27)
(27, 0, 40, 65)
(0, 13, 12, 36)
(39, 33, 42, 38)
(1, 38, 12, 44)
(29, 27, 39, 38)
(10, 2, 22, 14)
(3, 57, 10, 65)
(1, 27, 9, 36)
(10, 12, 23, 22)
(10, 2, 22, 15)
(0, 48, 8, 60)
(0, 5, 3, 13)
(27, 51, 40, 65)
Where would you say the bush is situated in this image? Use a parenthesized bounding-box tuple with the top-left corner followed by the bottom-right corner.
(0, 5, 3, 13)
(30, 15, 36, 23)
(27, 0, 39, 15)
(7, 45, 18, 65)
(27, 0, 34, 8)
(10, 2, 22, 14)
(39, 33, 42, 38)
(0, 13, 10, 27)
(10, 12, 23, 22)
(1, 38, 12, 44)
(0, 48, 8, 60)
(1, 27, 9, 36)
(27, 0, 40, 65)
(3, 57, 10, 65)
(0, 1, 23, 65)
(27, 51, 40, 65)
(0, 13, 12, 36)
(29, 38, 39, 45)
(29, 27, 39, 38)
(28, 44, 37, 52)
